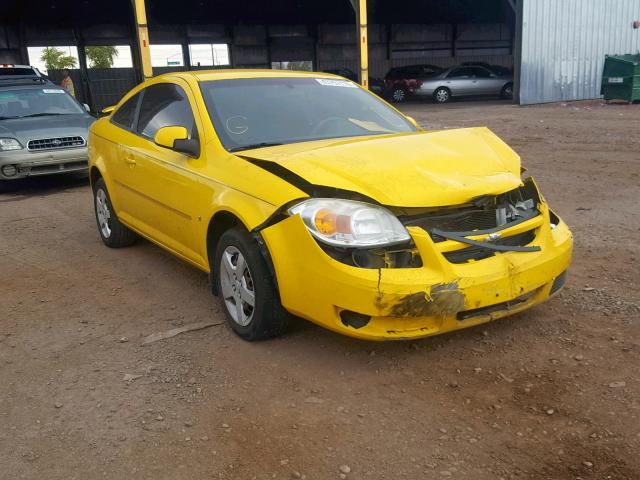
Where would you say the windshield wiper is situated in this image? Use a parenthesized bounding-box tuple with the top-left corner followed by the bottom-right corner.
(229, 142, 283, 152)
(19, 112, 68, 118)
(0, 116, 20, 120)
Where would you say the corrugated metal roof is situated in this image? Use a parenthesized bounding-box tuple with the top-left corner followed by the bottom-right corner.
(520, 0, 640, 104)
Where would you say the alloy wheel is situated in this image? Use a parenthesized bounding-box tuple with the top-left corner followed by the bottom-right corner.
(219, 246, 256, 327)
(95, 188, 112, 238)
(436, 89, 449, 103)
(393, 89, 405, 102)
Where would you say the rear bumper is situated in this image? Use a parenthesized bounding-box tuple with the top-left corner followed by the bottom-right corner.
(261, 206, 573, 341)
(0, 147, 88, 180)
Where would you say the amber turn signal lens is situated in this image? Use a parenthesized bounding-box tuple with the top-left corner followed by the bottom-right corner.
(314, 209, 338, 235)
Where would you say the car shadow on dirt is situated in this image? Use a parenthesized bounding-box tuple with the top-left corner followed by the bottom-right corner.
(0, 172, 89, 199)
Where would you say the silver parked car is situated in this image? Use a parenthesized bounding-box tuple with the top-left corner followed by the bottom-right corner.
(415, 65, 513, 103)
(0, 69, 94, 184)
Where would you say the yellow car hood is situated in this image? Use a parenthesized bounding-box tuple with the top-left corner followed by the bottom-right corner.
(240, 127, 522, 208)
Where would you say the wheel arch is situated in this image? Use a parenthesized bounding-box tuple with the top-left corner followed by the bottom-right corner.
(206, 210, 246, 294)
(205, 207, 281, 297)
(89, 165, 102, 188)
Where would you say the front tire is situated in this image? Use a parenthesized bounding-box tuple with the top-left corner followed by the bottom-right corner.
(93, 178, 137, 248)
(214, 227, 288, 341)
(501, 83, 514, 99)
(433, 87, 451, 103)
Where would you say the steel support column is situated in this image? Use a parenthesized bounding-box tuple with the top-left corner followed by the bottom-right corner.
(73, 27, 93, 108)
(132, 0, 153, 80)
(181, 25, 191, 69)
(356, 0, 369, 89)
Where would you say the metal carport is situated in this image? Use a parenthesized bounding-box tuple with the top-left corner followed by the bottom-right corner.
(1, 0, 518, 110)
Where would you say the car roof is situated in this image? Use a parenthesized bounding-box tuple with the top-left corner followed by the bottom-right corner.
(162, 69, 345, 82)
(392, 64, 441, 69)
(0, 80, 59, 90)
(0, 64, 34, 68)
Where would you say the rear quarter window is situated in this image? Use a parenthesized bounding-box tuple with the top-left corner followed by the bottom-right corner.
(111, 92, 140, 130)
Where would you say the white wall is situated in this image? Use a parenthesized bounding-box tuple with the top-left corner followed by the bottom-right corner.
(520, 0, 640, 104)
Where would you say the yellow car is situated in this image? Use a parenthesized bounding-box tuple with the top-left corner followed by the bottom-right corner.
(88, 70, 572, 341)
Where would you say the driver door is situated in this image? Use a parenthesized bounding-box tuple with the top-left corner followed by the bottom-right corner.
(444, 67, 475, 96)
(119, 81, 209, 267)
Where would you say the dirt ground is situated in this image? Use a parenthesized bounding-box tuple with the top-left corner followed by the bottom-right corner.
(1, 99, 639, 480)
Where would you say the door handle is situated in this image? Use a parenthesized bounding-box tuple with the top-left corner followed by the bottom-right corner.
(124, 156, 137, 166)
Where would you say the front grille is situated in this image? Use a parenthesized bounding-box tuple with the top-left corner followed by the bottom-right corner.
(406, 208, 500, 237)
(27, 136, 85, 151)
(402, 179, 542, 243)
(443, 230, 536, 264)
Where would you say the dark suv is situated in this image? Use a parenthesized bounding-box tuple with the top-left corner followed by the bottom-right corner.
(385, 64, 444, 102)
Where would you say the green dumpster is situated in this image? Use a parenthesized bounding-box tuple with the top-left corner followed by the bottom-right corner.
(601, 54, 640, 103)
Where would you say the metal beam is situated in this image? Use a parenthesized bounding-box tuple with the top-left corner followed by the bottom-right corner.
(355, 0, 369, 89)
(347, 0, 368, 88)
(512, 0, 522, 104)
(132, 0, 153, 80)
(73, 27, 93, 108)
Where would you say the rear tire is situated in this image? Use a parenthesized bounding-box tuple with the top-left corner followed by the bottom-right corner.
(501, 83, 514, 99)
(433, 87, 451, 103)
(214, 227, 288, 341)
(391, 87, 407, 103)
(93, 178, 137, 248)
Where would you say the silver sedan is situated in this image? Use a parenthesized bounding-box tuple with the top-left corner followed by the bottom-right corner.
(416, 66, 513, 103)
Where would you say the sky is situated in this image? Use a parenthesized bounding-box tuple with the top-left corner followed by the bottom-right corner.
(27, 44, 230, 73)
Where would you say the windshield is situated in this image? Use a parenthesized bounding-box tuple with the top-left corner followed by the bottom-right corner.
(200, 77, 416, 152)
(0, 87, 84, 119)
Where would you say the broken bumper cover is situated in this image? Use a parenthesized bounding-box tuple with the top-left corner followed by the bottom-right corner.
(261, 206, 572, 341)
(0, 147, 88, 180)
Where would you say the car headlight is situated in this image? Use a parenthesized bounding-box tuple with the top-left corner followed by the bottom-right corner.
(0, 138, 22, 151)
(288, 198, 411, 247)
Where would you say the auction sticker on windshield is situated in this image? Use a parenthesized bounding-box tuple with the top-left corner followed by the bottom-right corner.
(315, 78, 357, 88)
(43, 89, 66, 94)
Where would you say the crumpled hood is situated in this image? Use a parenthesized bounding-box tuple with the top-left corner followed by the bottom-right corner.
(0, 114, 94, 146)
(240, 127, 522, 207)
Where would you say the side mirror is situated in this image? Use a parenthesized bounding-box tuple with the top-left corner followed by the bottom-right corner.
(405, 116, 420, 129)
(83, 103, 91, 112)
(154, 126, 200, 157)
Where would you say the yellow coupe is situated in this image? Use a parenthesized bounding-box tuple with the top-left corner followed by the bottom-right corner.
(88, 70, 572, 341)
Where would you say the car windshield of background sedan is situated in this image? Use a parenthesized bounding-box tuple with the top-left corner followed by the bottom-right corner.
(200, 77, 417, 152)
(0, 88, 84, 119)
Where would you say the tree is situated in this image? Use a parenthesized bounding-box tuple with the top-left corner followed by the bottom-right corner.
(40, 47, 77, 70)
(85, 46, 119, 69)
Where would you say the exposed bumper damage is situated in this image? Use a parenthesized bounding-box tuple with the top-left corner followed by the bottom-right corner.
(259, 181, 573, 341)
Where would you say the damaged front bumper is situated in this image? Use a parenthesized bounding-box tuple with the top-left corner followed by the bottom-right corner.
(260, 203, 572, 341)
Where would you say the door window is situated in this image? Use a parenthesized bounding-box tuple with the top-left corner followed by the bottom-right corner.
(137, 83, 197, 140)
(111, 92, 140, 130)
(469, 67, 492, 78)
(447, 67, 475, 79)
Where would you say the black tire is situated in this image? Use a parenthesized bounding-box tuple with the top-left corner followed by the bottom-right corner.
(93, 178, 137, 248)
(433, 87, 451, 103)
(214, 227, 288, 341)
(390, 87, 407, 103)
(501, 83, 514, 99)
